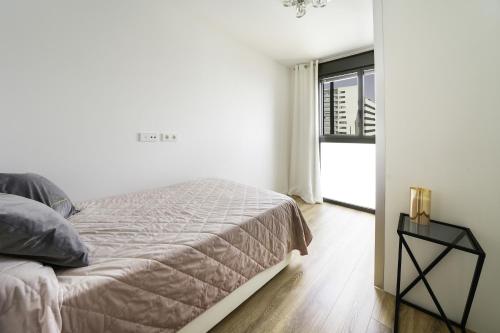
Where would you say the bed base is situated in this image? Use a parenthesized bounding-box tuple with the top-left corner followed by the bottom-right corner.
(178, 252, 292, 333)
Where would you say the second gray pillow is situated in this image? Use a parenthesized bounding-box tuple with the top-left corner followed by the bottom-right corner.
(0, 173, 77, 218)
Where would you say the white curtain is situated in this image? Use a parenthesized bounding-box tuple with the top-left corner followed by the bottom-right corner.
(288, 60, 322, 204)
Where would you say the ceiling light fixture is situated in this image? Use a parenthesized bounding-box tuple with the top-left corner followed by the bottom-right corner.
(282, 0, 328, 18)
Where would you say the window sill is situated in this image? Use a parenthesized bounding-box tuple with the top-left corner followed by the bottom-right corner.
(320, 136, 375, 144)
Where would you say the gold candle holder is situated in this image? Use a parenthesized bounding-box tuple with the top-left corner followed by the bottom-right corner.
(409, 187, 431, 225)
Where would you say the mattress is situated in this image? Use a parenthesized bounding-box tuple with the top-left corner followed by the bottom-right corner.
(55, 179, 312, 333)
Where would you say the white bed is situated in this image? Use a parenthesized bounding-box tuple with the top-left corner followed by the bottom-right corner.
(0, 179, 311, 333)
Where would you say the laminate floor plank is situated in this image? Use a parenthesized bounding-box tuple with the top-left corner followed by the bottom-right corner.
(320, 241, 376, 333)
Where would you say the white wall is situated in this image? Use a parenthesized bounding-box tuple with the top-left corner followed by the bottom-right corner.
(0, 0, 290, 202)
(380, 0, 500, 331)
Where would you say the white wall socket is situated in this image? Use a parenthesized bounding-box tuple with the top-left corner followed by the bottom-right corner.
(161, 133, 177, 142)
(138, 132, 160, 142)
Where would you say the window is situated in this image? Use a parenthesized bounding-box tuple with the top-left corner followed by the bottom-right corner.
(320, 69, 375, 142)
(319, 51, 376, 211)
(319, 52, 375, 144)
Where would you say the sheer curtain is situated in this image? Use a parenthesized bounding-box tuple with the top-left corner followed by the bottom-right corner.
(288, 60, 322, 204)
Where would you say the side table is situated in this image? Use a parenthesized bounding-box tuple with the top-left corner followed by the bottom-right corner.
(395, 213, 486, 333)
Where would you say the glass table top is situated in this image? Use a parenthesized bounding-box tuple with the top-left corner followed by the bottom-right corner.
(398, 214, 478, 252)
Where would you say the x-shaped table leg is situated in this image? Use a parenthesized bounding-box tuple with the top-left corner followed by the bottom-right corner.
(401, 237, 455, 332)
(400, 231, 466, 299)
(394, 231, 466, 333)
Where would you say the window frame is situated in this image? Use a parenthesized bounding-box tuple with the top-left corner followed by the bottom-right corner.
(319, 64, 375, 144)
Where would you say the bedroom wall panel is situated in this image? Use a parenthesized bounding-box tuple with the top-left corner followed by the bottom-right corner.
(0, 0, 290, 201)
(380, 0, 500, 332)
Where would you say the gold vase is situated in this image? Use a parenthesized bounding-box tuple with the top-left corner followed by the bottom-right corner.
(409, 187, 431, 225)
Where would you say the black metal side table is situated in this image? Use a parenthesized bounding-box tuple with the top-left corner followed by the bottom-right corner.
(395, 213, 485, 333)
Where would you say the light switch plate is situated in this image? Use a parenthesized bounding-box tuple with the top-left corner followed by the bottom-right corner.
(138, 132, 160, 142)
(161, 133, 177, 142)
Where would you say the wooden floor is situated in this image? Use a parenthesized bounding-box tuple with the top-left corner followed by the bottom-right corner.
(210, 200, 462, 333)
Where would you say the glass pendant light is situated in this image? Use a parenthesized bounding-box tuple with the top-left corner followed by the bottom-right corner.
(283, 0, 328, 18)
(312, 0, 327, 8)
(296, 3, 306, 18)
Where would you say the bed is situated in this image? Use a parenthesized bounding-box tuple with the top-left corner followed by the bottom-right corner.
(0, 179, 312, 333)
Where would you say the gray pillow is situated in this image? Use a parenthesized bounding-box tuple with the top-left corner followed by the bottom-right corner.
(0, 173, 77, 218)
(0, 193, 89, 267)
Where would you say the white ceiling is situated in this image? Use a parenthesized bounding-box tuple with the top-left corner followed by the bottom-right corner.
(176, 0, 374, 65)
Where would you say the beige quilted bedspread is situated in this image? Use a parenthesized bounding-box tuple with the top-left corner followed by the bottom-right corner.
(57, 179, 312, 333)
